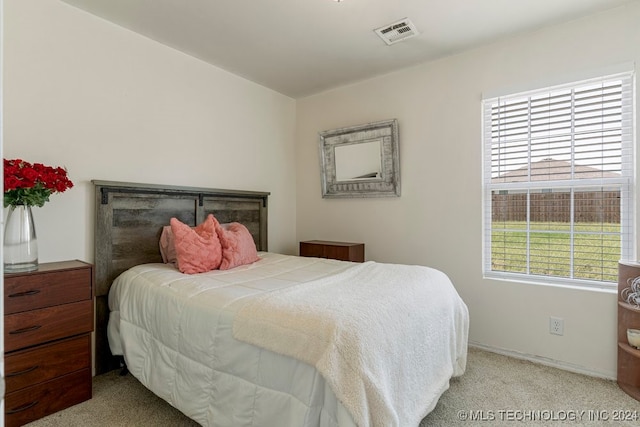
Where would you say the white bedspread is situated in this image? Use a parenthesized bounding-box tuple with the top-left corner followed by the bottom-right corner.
(233, 260, 468, 427)
(108, 252, 468, 427)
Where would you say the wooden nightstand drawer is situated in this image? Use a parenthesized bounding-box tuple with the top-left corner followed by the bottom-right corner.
(300, 240, 365, 262)
(5, 369, 92, 427)
(5, 299, 93, 352)
(4, 260, 94, 425)
(6, 334, 91, 393)
(5, 262, 92, 314)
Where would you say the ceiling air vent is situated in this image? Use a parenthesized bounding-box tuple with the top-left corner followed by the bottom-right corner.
(374, 18, 419, 45)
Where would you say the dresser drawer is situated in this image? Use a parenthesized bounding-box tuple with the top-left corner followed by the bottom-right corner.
(5, 334, 91, 393)
(5, 369, 92, 427)
(299, 242, 325, 258)
(300, 240, 365, 262)
(5, 267, 92, 314)
(5, 300, 93, 352)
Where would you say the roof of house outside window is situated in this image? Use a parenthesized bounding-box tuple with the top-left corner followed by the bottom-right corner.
(493, 158, 621, 183)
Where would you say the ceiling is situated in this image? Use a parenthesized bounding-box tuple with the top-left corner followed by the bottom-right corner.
(61, 0, 636, 98)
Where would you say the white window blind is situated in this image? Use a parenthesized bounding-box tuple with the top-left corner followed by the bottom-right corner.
(482, 72, 634, 286)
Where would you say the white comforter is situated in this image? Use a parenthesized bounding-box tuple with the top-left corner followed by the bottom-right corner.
(108, 252, 468, 427)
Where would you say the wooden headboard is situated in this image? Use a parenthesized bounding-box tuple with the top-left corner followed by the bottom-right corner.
(92, 180, 270, 374)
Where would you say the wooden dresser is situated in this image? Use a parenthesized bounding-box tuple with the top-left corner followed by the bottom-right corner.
(4, 260, 94, 426)
(299, 240, 365, 263)
(618, 261, 640, 402)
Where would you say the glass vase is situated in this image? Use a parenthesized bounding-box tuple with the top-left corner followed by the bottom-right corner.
(4, 204, 39, 273)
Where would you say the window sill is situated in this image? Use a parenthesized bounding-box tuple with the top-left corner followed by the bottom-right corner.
(483, 272, 617, 294)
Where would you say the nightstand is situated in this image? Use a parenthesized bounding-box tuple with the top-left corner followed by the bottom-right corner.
(299, 240, 365, 262)
(4, 260, 94, 427)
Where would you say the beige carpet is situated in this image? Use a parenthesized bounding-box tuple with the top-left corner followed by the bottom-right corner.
(27, 347, 640, 426)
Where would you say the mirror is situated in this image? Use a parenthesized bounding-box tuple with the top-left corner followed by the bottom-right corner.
(318, 119, 400, 198)
(335, 139, 382, 182)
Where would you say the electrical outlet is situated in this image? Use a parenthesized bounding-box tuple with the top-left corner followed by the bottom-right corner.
(550, 316, 564, 336)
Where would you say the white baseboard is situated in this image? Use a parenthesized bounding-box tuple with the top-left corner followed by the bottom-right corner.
(468, 341, 616, 381)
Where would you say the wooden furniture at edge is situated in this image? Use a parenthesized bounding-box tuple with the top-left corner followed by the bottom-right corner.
(618, 261, 640, 401)
(299, 240, 365, 263)
(4, 260, 94, 426)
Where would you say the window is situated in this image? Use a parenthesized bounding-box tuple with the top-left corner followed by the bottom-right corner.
(482, 72, 634, 287)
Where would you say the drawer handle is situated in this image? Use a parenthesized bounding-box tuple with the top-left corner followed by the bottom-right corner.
(8, 289, 41, 298)
(7, 400, 39, 414)
(6, 365, 39, 377)
(9, 325, 42, 335)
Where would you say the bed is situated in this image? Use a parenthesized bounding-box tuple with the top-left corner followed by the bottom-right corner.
(94, 180, 469, 427)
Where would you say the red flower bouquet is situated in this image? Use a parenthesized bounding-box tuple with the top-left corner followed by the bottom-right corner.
(4, 159, 74, 207)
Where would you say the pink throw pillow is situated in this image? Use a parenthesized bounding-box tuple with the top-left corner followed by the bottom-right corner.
(170, 215, 222, 274)
(159, 225, 177, 265)
(215, 222, 260, 270)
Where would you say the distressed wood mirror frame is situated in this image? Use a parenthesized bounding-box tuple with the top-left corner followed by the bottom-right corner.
(318, 119, 400, 198)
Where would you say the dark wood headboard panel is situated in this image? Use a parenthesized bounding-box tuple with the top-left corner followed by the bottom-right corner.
(93, 180, 269, 373)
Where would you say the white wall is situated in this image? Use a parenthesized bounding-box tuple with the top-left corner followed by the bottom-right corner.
(3, 0, 298, 264)
(296, 3, 640, 378)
